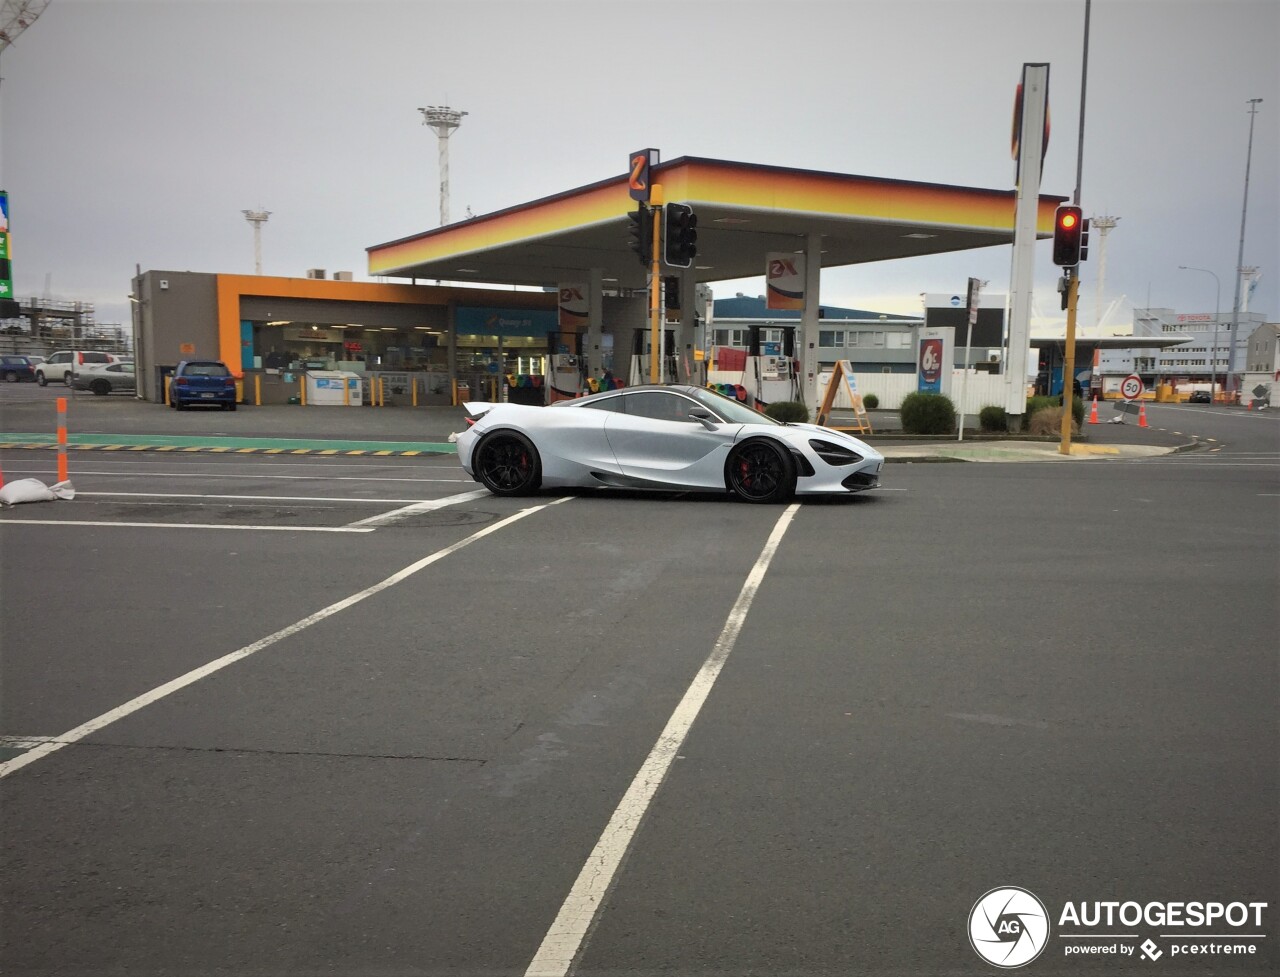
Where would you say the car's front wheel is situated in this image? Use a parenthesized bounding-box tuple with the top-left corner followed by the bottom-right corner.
(725, 439, 796, 503)
(36, 373, 47, 386)
(91, 380, 110, 396)
(474, 431, 542, 496)
(3, 371, 17, 383)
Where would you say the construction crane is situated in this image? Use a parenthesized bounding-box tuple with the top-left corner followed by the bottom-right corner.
(0, 0, 50, 52)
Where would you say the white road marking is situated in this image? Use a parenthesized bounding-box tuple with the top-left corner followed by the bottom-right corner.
(77, 491, 442, 504)
(525, 503, 800, 977)
(0, 496, 572, 781)
(0, 468, 469, 483)
(0, 519, 376, 533)
(346, 489, 492, 527)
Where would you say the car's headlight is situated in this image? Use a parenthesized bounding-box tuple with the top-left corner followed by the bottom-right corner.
(808, 439, 862, 465)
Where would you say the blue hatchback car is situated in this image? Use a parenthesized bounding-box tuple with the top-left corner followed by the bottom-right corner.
(169, 360, 238, 410)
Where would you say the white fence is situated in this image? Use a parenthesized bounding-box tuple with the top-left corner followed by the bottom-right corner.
(708, 369, 1013, 412)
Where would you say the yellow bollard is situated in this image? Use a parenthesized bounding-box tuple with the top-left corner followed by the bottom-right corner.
(254, 374, 262, 406)
(412, 378, 418, 408)
(300, 376, 307, 406)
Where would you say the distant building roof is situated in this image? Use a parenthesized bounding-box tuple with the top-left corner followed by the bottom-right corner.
(713, 294, 913, 321)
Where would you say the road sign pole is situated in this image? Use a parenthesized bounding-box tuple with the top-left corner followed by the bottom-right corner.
(1059, 270, 1080, 455)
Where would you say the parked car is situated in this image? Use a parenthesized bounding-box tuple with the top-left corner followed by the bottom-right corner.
(1, 354, 37, 382)
(457, 384, 884, 503)
(72, 361, 136, 395)
(169, 360, 238, 410)
(36, 350, 121, 386)
(1188, 390, 1212, 404)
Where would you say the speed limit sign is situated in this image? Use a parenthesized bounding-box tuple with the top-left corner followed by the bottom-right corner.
(1121, 374, 1145, 400)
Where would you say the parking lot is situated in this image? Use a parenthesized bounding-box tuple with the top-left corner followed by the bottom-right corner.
(1, 395, 1276, 975)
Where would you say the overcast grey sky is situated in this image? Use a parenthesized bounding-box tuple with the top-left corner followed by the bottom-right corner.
(0, 0, 1275, 335)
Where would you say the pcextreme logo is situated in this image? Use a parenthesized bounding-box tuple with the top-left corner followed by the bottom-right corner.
(969, 888, 1270, 968)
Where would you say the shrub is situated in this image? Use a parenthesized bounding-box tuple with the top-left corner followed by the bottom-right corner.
(1028, 405, 1079, 436)
(1027, 394, 1083, 427)
(899, 392, 956, 435)
(978, 405, 1008, 432)
(862, 393, 879, 410)
(764, 400, 809, 423)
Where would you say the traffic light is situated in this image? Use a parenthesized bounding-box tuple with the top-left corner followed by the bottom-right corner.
(663, 276, 680, 311)
(1079, 217, 1091, 262)
(627, 204, 652, 266)
(1052, 205, 1084, 267)
(663, 203, 698, 267)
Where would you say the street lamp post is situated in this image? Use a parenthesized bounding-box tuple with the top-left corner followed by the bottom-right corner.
(1179, 265, 1220, 400)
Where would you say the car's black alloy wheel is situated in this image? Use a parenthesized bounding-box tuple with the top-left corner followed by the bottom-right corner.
(475, 431, 542, 496)
(726, 439, 796, 503)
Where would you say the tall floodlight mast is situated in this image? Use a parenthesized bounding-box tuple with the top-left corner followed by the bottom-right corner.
(0, 0, 50, 51)
(1226, 97, 1263, 393)
(418, 105, 467, 227)
(242, 208, 271, 276)
(1090, 216, 1120, 328)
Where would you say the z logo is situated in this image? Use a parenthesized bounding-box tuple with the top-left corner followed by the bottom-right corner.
(629, 155, 648, 191)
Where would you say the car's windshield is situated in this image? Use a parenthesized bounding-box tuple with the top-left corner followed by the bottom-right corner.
(689, 387, 782, 425)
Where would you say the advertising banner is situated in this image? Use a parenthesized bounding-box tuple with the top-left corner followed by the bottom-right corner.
(916, 327, 954, 396)
(765, 253, 804, 310)
(0, 192, 12, 307)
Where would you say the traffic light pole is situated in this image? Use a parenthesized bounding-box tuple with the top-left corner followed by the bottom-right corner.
(1060, 268, 1079, 454)
(648, 187, 664, 384)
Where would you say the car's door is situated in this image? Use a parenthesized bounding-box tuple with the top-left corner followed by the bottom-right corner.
(603, 390, 736, 488)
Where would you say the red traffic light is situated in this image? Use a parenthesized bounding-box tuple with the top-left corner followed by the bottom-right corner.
(1053, 205, 1084, 267)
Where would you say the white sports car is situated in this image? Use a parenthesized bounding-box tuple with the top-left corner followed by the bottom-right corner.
(455, 385, 883, 503)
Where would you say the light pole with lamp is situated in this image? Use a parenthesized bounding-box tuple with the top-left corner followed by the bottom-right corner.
(1178, 265, 1220, 401)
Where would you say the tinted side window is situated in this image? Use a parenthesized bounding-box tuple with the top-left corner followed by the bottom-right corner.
(82, 352, 110, 363)
(49, 353, 71, 365)
(579, 395, 624, 413)
(623, 392, 699, 423)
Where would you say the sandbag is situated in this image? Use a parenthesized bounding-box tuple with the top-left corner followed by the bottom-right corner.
(0, 478, 75, 506)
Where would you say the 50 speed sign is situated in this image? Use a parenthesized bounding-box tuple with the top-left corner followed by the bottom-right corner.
(1121, 374, 1145, 400)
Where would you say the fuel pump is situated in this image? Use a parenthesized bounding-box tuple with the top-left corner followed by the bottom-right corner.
(745, 325, 799, 408)
(545, 331, 586, 403)
(629, 328, 677, 386)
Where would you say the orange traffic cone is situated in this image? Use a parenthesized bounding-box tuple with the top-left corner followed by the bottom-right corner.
(1088, 396, 1099, 424)
(1138, 403, 1149, 428)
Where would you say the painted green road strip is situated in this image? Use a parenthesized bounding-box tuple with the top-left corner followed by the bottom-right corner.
(0, 433, 456, 454)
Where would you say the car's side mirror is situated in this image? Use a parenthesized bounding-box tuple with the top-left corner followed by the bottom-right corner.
(688, 408, 719, 430)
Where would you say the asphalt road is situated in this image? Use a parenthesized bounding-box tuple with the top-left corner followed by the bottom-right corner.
(0, 399, 1276, 976)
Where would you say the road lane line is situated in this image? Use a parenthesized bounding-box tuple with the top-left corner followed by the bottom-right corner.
(78, 492, 441, 504)
(346, 489, 491, 527)
(0, 468, 469, 482)
(0, 519, 376, 533)
(0, 496, 573, 781)
(525, 503, 800, 977)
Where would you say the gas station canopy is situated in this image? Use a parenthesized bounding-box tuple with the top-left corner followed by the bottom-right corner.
(368, 156, 1067, 290)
